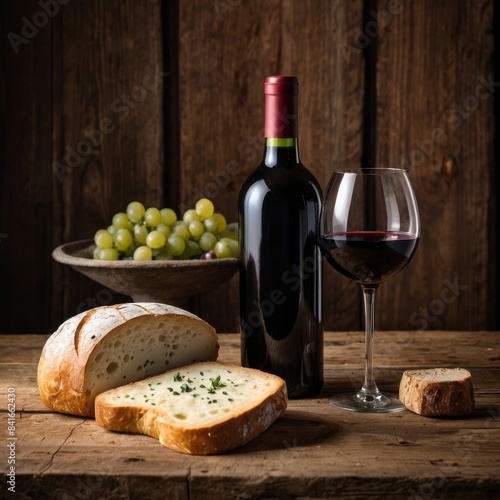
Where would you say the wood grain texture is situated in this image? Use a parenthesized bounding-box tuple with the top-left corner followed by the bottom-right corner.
(50, 0, 165, 329)
(374, 0, 496, 330)
(0, 0, 53, 333)
(0, 0, 497, 334)
(178, 0, 365, 332)
(1, 331, 499, 499)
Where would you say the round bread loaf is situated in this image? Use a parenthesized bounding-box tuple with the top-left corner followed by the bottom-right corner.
(399, 368, 475, 417)
(37, 303, 219, 417)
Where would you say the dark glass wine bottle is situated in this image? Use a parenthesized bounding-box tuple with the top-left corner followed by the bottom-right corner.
(238, 75, 323, 397)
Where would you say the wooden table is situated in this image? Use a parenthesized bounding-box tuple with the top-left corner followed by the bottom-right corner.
(1, 331, 499, 499)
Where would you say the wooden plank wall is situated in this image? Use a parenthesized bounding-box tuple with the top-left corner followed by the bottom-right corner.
(0, 0, 497, 335)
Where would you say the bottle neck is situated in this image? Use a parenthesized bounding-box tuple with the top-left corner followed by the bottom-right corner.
(263, 76, 300, 167)
(264, 138, 300, 166)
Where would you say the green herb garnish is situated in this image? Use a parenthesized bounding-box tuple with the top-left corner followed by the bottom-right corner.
(206, 375, 225, 394)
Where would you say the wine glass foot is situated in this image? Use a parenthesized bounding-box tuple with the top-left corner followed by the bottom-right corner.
(329, 390, 406, 413)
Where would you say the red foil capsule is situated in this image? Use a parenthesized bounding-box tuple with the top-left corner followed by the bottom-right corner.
(264, 76, 298, 139)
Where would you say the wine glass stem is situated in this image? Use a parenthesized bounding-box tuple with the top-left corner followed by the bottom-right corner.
(361, 286, 378, 393)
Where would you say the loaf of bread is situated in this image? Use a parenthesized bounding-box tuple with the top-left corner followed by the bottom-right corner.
(95, 361, 288, 455)
(399, 368, 475, 417)
(37, 303, 219, 417)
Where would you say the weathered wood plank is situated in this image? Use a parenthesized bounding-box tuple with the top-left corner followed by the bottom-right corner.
(50, 0, 165, 329)
(178, 0, 365, 332)
(0, 330, 498, 366)
(1, 332, 498, 412)
(374, 0, 496, 330)
(2, 361, 498, 415)
(1, 332, 499, 498)
(0, 334, 46, 363)
(5, 405, 500, 498)
(1, 0, 497, 336)
(0, 0, 53, 334)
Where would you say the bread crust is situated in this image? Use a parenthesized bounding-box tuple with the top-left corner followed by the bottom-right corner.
(95, 362, 288, 455)
(37, 303, 218, 417)
(399, 368, 475, 417)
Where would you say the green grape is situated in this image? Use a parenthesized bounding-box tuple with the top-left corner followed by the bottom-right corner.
(153, 248, 172, 260)
(211, 213, 227, 233)
(195, 198, 215, 220)
(188, 220, 204, 240)
(220, 222, 238, 241)
(214, 240, 232, 258)
(121, 247, 136, 260)
(167, 235, 185, 256)
(220, 237, 239, 257)
(114, 228, 133, 251)
(112, 212, 131, 230)
(126, 201, 145, 224)
(183, 209, 200, 224)
(199, 232, 217, 251)
(94, 229, 113, 249)
(94, 199, 239, 261)
(133, 224, 148, 245)
(97, 248, 119, 260)
(133, 245, 153, 261)
(203, 216, 218, 234)
(172, 221, 191, 241)
(179, 240, 202, 260)
(161, 207, 177, 226)
(145, 207, 162, 227)
(146, 230, 166, 249)
(155, 223, 172, 238)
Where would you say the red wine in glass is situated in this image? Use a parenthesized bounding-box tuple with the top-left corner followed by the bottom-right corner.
(321, 231, 419, 286)
(321, 168, 420, 413)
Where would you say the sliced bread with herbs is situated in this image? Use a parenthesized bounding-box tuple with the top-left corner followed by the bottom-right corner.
(38, 303, 219, 417)
(95, 361, 288, 455)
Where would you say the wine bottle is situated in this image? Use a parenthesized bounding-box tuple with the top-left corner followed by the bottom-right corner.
(238, 75, 323, 397)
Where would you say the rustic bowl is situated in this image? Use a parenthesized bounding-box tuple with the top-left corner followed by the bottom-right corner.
(52, 239, 239, 308)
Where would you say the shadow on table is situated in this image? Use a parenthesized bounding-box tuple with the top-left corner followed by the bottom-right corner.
(235, 409, 339, 454)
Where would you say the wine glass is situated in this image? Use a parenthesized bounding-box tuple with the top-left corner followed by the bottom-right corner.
(321, 168, 420, 412)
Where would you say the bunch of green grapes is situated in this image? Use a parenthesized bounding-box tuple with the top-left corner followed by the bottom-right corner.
(93, 198, 238, 261)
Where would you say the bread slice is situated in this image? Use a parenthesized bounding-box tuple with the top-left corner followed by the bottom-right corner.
(37, 303, 219, 417)
(399, 368, 475, 417)
(95, 361, 288, 455)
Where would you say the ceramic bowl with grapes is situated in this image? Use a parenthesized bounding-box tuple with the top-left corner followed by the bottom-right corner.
(52, 240, 239, 308)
